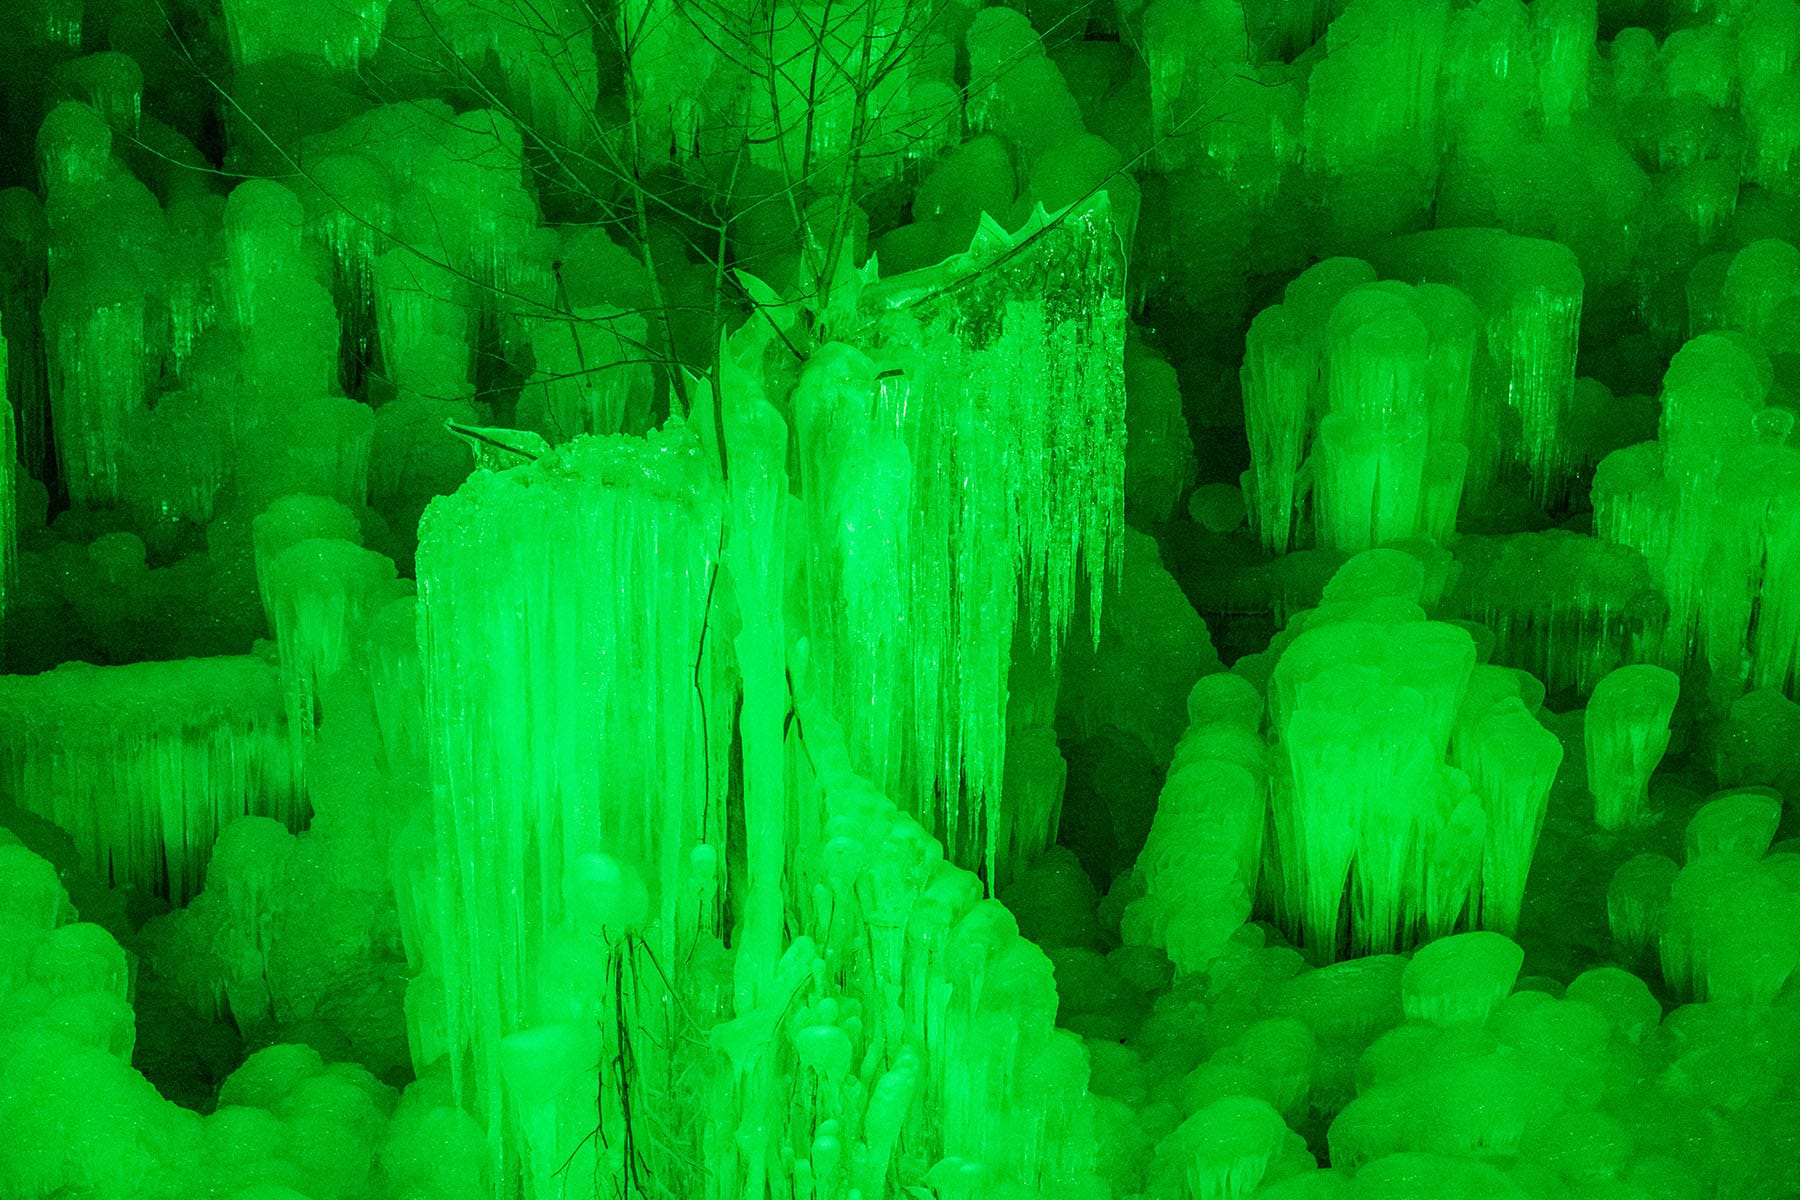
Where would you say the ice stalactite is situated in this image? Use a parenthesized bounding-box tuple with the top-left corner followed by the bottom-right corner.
(797, 197, 1128, 883)
(1446, 531, 1667, 698)
(1370, 228, 1585, 509)
(1149, 1094, 1303, 1200)
(1584, 663, 1680, 832)
(692, 319, 803, 1200)
(256, 523, 406, 793)
(392, 110, 538, 301)
(140, 815, 298, 1032)
(303, 101, 536, 317)
(53, 53, 142, 136)
(251, 495, 364, 619)
(1451, 672, 1563, 938)
(296, 106, 540, 504)
(635, 0, 955, 188)
(519, 306, 653, 441)
(1239, 550, 1562, 960)
(221, 0, 393, 71)
(1312, 283, 1477, 552)
(963, 7, 1086, 169)
(372, 247, 472, 402)
(1658, 789, 1800, 1005)
(39, 101, 169, 509)
(1302, 0, 1449, 247)
(297, 153, 394, 376)
(1241, 259, 1479, 554)
(0, 189, 49, 483)
(1241, 258, 1372, 555)
(161, 198, 218, 380)
(507, 226, 657, 444)
(1140, 0, 1276, 177)
(382, 3, 595, 152)
(0, 656, 299, 902)
(999, 633, 1068, 888)
(1593, 320, 1800, 702)
(1123, 338, 1198, 526)
(0, 328, 15, 645)
(224, 179, 340, 406)
(413, 423, 729, 1200)
(616, 0, 726, 165)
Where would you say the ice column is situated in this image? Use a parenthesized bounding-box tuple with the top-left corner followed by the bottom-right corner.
(414, 423, 729, 1200)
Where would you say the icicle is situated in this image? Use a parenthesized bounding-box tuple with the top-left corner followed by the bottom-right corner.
(1590, 327, 1800, 697)
(1400, 931, 1523, 1026)
(386, 110, 537, 300)
(38, 0, 81, 46)
(795, 196, 1128, 879)
(1607, 852, 1678, 970)
(1260, 551, 1560, 960)
(0, 656, 299, 901)
(37, 103, 168, 508)
(54, 53, 141, 135)
(1123, 736, 1267, 971)
(1451, 689, 1562, 937)
(0, 328, 14, 649)
(1531, 0, 1596, 128)
(1591, 443, 1676, 594)
(1447, 531, 1665, 696)
(365, 594, 426, 776)
(996, 633, 1067, 885)
(114, 387, 229, 534)
(1154, 1095, 1295, 1200)
(1371, 229, 1584, 507)
(162, 198, 218, 377)
(1302, 0, 1449, 245)
(1243, 265, 1477, 553)
(739, 0, 897, 180)
(37, 103, 106, 194)
(260, 536, 403, 790)
(519, 305, 653, 441)
(1584, 663, 1679, 831)
(0, 189, 51, 481)
(1721, 239, 1800, 345)
(1684, 788, 1782, 863)
(1745, 75, 1800, 196)
(220, 0, 392, 70)
(224, 179, 306, 328)
(1143, 0, 1252, 171)
(1241, 304, 1318, 554)
(1660, 845, 1800, 1005)
(616, 0, 726, 164)
(251, 494, 362, 617)
(43, 287, 146, 507)
(299, 153, 394, 369)
(776, 682, 1104, 1198)
(218, 180, 341, 415)
(413, 422, 728, 1200)
(373, 247, 471, 395)
(1314, 290, 1433, 552)
(712, 318, 792, 1024)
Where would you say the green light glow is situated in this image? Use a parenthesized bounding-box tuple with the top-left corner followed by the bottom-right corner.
(2, 2, 1800, 1199)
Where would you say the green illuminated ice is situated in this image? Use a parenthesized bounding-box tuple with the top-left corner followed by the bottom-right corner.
(412, 423, 727, 1200)
(0, 656, 298, 900)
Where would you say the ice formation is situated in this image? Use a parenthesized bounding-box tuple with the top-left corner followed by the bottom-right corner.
(411, 424, 728, 1198)
(799, 196, 1128, 883)
(6, 3, 1800, 1200)
(0, 656, 298, 901)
